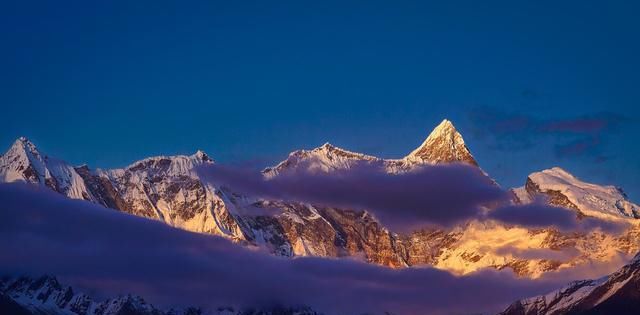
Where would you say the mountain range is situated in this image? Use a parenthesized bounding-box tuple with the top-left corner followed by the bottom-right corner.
(2, 119, 639, 278)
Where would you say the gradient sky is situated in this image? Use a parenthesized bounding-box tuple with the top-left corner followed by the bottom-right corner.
(2, 1, 639, 198)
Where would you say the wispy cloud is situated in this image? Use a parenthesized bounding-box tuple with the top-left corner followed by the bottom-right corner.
(486, 202, 629, 234)
(494, 246, 580, 261)
(467, 107, 628, 161)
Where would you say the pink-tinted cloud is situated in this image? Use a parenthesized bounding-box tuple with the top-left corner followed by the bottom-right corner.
(467, 107, 627, 160)
(541, 114, 625, 134)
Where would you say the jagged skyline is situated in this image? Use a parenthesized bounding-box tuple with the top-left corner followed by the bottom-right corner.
(2, 2, 640, 200)
(2, 2, 640, 315)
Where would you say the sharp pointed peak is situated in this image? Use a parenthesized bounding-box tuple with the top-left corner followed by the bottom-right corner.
(409, 119, 464, 154)
(12, 136, 36, 148)
(436, 118, 455, 128)
(428, 118, 460, 138)
(5, 136, 41, 157)
(405, 119, 478, 166)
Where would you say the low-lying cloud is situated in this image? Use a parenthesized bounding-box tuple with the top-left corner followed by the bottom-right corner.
(0, 183, 595, 315)
(487, 202, 629, 234)
(198, 162, 625, 234)
(199, 161, 507, 231)
(494, 246, 580, 261)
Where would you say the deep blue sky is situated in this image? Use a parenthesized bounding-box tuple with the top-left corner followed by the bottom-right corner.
(1, 1, 639, 198)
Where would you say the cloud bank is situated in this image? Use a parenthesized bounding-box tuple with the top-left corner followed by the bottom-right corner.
(487, 202, 629, 234)
(198, 162, 623, 234)
(0, 183, 581, 315)
(200, 162, 506, 231)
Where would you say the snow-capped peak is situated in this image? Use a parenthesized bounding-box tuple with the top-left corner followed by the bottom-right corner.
(13, 136, 40, 154)
(0, 137, 96, 201)
(7, 137, 43, 162)
(513, 166, 640, 219)
(313, 142, 376, 159)
(263, 119, 481, 176)
(1, 137, 50, 185)
(404, 119, 478, 166)
(263, 142, 381, 177)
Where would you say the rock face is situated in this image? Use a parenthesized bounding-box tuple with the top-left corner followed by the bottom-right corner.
(93, 152, 248, 239)
(2, 119, 639, 278)
(0, 275, 319, 315)
(500, 253, 640, 315)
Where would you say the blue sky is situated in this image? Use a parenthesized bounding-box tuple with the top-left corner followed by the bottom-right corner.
(1, 1, 639, 197)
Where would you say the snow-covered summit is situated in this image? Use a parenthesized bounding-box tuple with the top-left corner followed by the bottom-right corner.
(264, 119, 479, 176)
(263, 142, 382, 177)
(403, 119, 478, 166)
(1, 137, 48, 184)
(108, 150, 214, 180)
(512, 167, 640, 219)
(0, 137, 94, 200)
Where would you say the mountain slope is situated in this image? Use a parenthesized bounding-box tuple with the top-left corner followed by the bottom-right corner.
(499, 253, 640, 315)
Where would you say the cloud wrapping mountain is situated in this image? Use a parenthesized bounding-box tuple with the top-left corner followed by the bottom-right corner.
(199, 162, 625, 234)
(199, 161, 505, 231)
(486, 202, 629, 234)
(0, 183, 571, 315)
